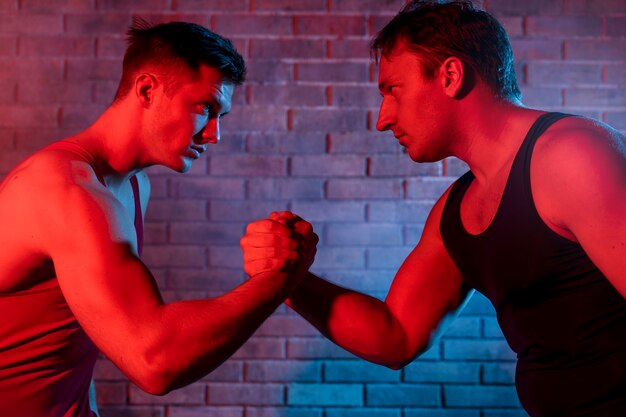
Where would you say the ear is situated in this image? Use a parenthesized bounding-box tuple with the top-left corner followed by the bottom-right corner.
(439, 57, 464, 98)
(134, 73, 159, 107)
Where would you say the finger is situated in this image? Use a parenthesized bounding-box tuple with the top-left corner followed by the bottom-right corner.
(245, 219, 300, 238)
(242, 246, 300, 263)
(244, 258, 295, 276)
(240, 233, 301, 251)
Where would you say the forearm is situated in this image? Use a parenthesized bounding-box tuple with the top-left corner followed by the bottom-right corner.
(128, 271, 293, 394)
(286, 272, 417, 368)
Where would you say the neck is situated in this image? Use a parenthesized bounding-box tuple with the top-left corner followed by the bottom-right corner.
(68, 103, 145, 188)
(450, 94, 538, 185)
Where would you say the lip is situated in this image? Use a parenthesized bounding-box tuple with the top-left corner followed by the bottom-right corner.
(189, 145, 206, 158)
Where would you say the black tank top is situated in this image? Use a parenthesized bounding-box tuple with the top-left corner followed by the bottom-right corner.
(440, 113, 626, 416)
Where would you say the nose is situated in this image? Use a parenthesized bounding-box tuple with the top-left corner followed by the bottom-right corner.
(375, 97, 394, 132)
(197, 117, 220, 144)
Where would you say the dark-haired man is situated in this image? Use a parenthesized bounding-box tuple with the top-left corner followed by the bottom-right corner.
(245, 1, 626, 415)
(0, 20, 317, 416)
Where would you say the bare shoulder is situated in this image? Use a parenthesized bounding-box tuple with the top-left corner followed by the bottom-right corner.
(532, 116, 626, 238)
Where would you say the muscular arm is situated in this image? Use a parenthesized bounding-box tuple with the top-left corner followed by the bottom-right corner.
(534, 118, 626, 295)
(36, 167, 303, 395)
(287, 192, 469, 369)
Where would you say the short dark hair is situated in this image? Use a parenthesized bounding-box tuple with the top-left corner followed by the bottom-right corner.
(114, 18, 246, 102)
(371, 0, 521, 101)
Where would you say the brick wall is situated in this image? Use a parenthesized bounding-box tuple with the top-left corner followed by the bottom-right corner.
(1, 0, 625, 416)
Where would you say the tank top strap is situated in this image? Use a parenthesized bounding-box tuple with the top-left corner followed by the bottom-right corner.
(516, 112, 573, 175)
(129, 175, 143, 256)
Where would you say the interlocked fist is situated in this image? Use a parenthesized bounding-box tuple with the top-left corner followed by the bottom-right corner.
(240, 211, 318, 283)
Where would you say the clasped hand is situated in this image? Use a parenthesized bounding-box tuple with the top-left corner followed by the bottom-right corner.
(240, 211, 318, 286)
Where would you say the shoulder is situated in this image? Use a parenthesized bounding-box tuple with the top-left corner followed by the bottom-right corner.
(532, 115, 625, 235)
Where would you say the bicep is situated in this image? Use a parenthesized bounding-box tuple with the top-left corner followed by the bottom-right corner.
(537, 125, 626, 295)
(385, 192, 467, 353)
(45, 184, 162, 360)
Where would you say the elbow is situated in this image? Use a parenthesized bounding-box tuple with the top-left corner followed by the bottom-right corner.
(130, 359, 177, 396)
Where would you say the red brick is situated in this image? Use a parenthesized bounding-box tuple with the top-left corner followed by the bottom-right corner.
(132, 13, 210, 27)
(291, 155, 365, 177)
(312, 247, 365, 268)
(369, 154, 441, 177)
(325, 223, 402, 246)
(19, 35, 94, 57)
(332, 0, 402, 13)
(245, 407, 323, 417)
(146, 199, 207, 221)
(141, 245, 207, 268)
(210, 200, 285, 221)
(329, 131, 399, 154)
(0, 35, 16, 56)
(526, 16, 601, 37)
(207, 383, 284, 405)
(291, 201, 365, 222)
(223, 105, 288, 132)
(329, 39, 372, 59)
(169, 222, 244, 244)
(566, 0, 626, 15)
(405, 177, 456, 200)
(250, 39, 325, 59)
(565, 87, 626, 107)
(22, 0, 95, 12)
(253, 0, 326, 12)
(214, 15, 293, 36)
(327, 178, 403, 199)
(291, 109, 367, 131)
(200, 361, 244, 382)
(143, 222, 168, 244)
(606, 17, 626, 37)
(245, 60, 293, 83)
(232, 336, 285, 359)
(0, 13, 62, 34)
(487, 0, 562, 15)
(247, 132, 326, 155)
(249, 84, 326, 107)
(98, 406, 164, 417)
(93, 80, 120, 104)
(0, 104, 58, 128)
(66, 58, 122, 81)
(246, 360, 322, 382)
(18, 80, 93, 104)
(526, 62, 601, 85)
(167, 267, 245, 291)
(497, 16, 523, 37)
(169, 406, 243, 417)
(367, 246, 413, 269)
(286, 337, 355, 359)
(518, 86, 563, 107)
(247, 178, 324, 200)
(295, 15, 367, 36)
(257, 315, 319, 336)
(566, 39, 626, 60)
(0, 58, 64, 81)
(0, 0, 17, 11)
(208, 245, 243, 268)
(129, 383, 205, 405)
(209, 155, 286, 176)
(93, 358, 127, 380)
(65, 13, 131, 34)
(510, 39, 562, 60)
(94, 35, 123, 59)
(297, 62, 369, 83)
(100, 0, 170, 11)
(175, 0, 247, 11)
(60, 103, 108, 129)
(368, 201, 433, 223)
(13, 128, 70, 150)
(0, 81, 16, 104)
(332, 85, 380, 108)
(171, 177, 245, 199)
(95, 382, 128, 404)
